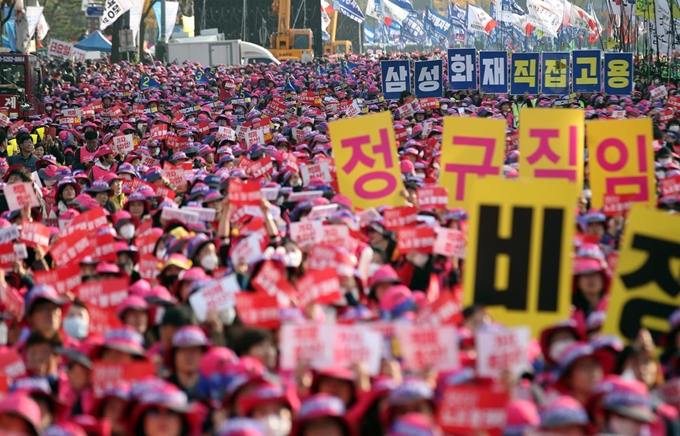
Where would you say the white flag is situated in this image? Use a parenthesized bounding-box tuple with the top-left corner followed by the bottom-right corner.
(569, 2, 597, 31)
(164, 1, 179, 42)
(466, 4, 498, 34)
(365, 0, 409, 24)
(526, 0, 563, 37)
(25, 6, 42, 39)
(128, 0, 145, 43)
(100, 0, 134, 30)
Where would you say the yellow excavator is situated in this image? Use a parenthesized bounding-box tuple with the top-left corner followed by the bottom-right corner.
(323, 11, 352, 55)
(270, 0, 314, 61)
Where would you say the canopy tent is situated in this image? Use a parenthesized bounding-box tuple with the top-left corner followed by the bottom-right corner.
(74, 30, 111, 52)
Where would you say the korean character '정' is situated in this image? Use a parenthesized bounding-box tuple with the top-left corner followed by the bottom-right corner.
(525, 127, 578, 181)
(384, 65, 408, 93)
(545, 60, 567, 88)
(341, 129, 398, 200)
(444, 136, 500, 201)
(449, 54, 473, 83)
(607, 59, 630, 89)
(513, 59, 537, 87)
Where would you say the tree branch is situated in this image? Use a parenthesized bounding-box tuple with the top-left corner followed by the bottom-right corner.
(141, 0, 158, 20)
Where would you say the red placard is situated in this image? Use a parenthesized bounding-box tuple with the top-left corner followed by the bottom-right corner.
(76, 278, 129, 308)
(92, 362, 155, 397)
(251, 260, 297, 297)
(19, 221, 50, 253)
(296, 268, 341, 307)
(417, 187, 449, 209)
(235, 293, 280, 329)
(92, 232, 117, 263)
(228, 178, 261, 206)
(138, 254, 160, 282)
(383, 206, 418, 230)
(0, 282, 24, 320)
(397, 227, 436, 254)
(418, 97, 439, 109)
(437, 384, 509, 436)
(50, 232, 94, 267)
(34, 263, 82, 296)
(62, 207, 108, 237)
(0, 348, 26, 380)
(602, 194, 634, 216)
(137, 232, 161, 257)
(661, 175, 680, 197)
(415, 293, 463, 326)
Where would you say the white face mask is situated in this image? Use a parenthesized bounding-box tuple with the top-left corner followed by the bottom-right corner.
(658, 158, 672, 165)
(303, 126, 312, 133)
(406, 127, 413, 135)
(200, 254, 219, 271)
(218, 307, 236, 326)
(292, 178, 302, 187)
(285, 249, 302, 268)
(0, 322, 7, 346)
(367, 262, 381, 278)
(257, 414, 292, 436)
(118, 223, 135, 240)
(441, 104, 448, 110)
(656, 170, 666, 179)
(63, 317, 89, 339)
(549, 338, 576, 361)
(670, 125, 680, 132)
(410, 252, 429, 268)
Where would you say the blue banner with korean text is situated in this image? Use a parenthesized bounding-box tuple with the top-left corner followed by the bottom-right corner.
(479, 51, 508, 94)
(603, 52, 634, 95)
(447, 48, 477, 91)
(572, 50, 602, 93)
(381, 60, 411, 100)
(541, 52, 570, 95)
(510, 52, 539, 95)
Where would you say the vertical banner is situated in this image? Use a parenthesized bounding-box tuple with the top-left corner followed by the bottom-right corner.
(518, 108, 584, 193)
(448, 48, 477, 91)
(541, 52, 570, 95)
(602, 205, 680, 346)
(587, 118, 655, 209)
(572, 49, 602, 93)
(329, 112, 403, 210)
(128, 0, 145, 42)
(100, 0, 134, 30)
(463, 178, 575, 337)
(380, 60, 411, 100)
(479, 51, 508, 93)
(603, 52, 634, 95)
(164, 1, 179, 42)
(414, 59, 443, 98)
(439, 117, 506, 208)
(510, 52, 539, 95)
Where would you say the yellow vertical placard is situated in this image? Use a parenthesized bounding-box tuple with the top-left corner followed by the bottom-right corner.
(587, 118, 655, 209)
(329, 112, 404, 210)
(463, 178, 575, 337)
(519, 108, 585, 194)
(439, 117, 506, 209)
(602, 205, 680, 346)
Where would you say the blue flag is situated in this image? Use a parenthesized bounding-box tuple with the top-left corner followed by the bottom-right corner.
(447, 3, 466, 30)
(314, 61, 327, 75)
(285, 77, 300, 93)
(401, 14, 426, 43)
(140, 74, 160, 90)
(390, 0, 415, 12)
(424, 7, 451, 38)
(364, 23, 375, 43)
(336, 0, 365, 23)
(500, 0, 525, 16)
(194, 70, 210, 84)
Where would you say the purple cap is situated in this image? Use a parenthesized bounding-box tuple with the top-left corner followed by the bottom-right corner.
(539, 396, 589, 429)
(26, 284, 68, 313)
(388, 413, 437, 436)
(297, 394, 345, 421)
(602, 380, 655, 423)
(216, 418, 265, 436)
(171, 326, 211, 348)
(101, 327, 145, 357)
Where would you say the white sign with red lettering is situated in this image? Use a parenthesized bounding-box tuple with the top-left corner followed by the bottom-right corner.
(47, 39, 73, 58)
(476, 326, 530, 378)
(188, 275, 241, 322)
(160, 207, 199, 225)
(245, 129, 265, 147)
(346, 100, 361, 118)
(300, 162, 332, 186)
(112, 134, 134, 154)
(217, 126, 236, 142)
(395, 325, 459, 371)
(433, 228, 466, 258)
(288, 221, 323, 248)
(5, 182, 39, 211)
(230, 233, 263, 268)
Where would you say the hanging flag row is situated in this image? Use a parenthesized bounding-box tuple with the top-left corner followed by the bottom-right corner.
(380, 50, 634, 99)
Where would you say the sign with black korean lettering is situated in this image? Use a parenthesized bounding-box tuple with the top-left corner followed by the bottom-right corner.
(414, 60, 443, 98)
(602, 205, 680, 346)
(463, 178, 575, 336)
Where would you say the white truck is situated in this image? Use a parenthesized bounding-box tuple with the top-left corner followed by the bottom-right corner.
(167, 31, 279, 66)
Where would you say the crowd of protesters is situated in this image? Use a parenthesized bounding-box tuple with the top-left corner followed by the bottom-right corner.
(0, 51, 676, 436)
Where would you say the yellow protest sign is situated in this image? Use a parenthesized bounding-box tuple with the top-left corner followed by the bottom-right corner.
(439, 117, 505, 208)
(463, 178, 575, 337)
(35, 127, 45, 140)
(519, 108, 584, 193)
(587, 118, 655, 209)
(602, 205, 680, 346)
(7, 139, 16, 156)
(30, 134, 38, 145)
(329, 112, 403, 210)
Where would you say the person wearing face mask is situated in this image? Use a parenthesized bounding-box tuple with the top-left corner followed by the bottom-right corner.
(539, 320, 584, 371)
(62, 300, 90, 341)
(237, 382, 299, 436)
(113, 211, 135, 241)
(187, 234, 220, 274)
(596, 381, 657, 436)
